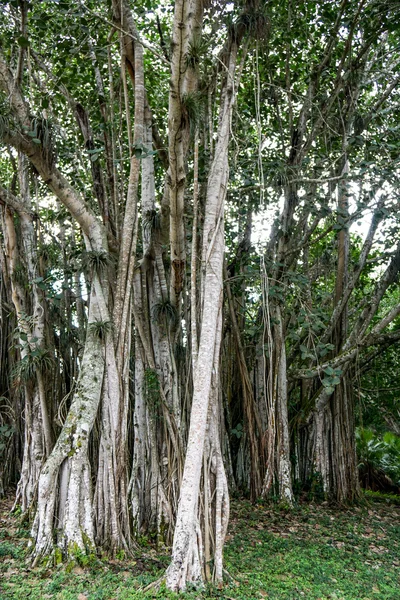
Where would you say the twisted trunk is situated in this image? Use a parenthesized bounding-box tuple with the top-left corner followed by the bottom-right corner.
(31, 278, 106, 562)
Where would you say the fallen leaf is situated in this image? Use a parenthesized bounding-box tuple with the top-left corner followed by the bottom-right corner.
(369, 545, 383, 554)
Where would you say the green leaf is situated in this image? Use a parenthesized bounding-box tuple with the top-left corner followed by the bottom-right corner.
(323, 366, 334, 376)
(17, 35, 30, 48)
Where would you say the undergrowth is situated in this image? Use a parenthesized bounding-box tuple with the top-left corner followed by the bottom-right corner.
(0, 493, 399, 599)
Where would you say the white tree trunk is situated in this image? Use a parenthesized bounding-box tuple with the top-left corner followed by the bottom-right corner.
(15, 387, 43, 512)
(129, 271, 174, 539)
(129, 107, 181, 541)
(203, 304, 229, 582)
(166, 42, 238, 592)
(275, 306, 294, 505)
(31, 279, 106, 563)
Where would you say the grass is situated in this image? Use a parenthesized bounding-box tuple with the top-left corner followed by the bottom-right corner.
(0, 494, 399, 599)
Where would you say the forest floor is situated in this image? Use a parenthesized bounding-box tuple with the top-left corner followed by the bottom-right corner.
(0, 494, 399, 600)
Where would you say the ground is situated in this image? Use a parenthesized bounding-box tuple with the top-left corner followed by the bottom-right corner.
(0, 494, 399, 599)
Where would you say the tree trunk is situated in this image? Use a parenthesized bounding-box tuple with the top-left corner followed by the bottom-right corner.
(128, 106, 181, 541)
(129, 269, 175, 540)
(314, 161, 359, 502)
(274, 305, 294, 505)
(1, 198, 49, 512)
(165, 40, 238, 592)
(31, 277, 107, 563)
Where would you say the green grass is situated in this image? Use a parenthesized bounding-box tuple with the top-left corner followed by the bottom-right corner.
(0, 495, 399, 599)
(362, 490, 400, 505)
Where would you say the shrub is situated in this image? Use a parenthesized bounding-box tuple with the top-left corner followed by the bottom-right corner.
(356, 428, 400, 492)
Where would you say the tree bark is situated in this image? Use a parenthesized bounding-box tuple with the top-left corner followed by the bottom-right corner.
(31, 278, 106, 562)
(166, 40, 238, 592)
(1, 190, 50, 512)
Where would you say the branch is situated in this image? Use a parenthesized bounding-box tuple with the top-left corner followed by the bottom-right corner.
(79, 1, 170, 65)
(0, 52, 105, 252)
(291, 325, 400, 381)
(0, 184, 33, 216)
(344, 240, 400, 348)
(319, 198, 386, 345)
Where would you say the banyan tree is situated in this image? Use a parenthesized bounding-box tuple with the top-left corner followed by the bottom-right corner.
(0, 0, 400, 590)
